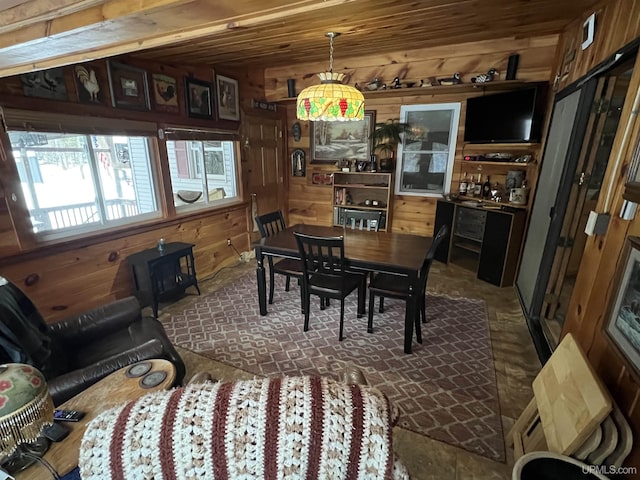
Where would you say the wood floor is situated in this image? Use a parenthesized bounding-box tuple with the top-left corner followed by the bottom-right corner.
(159, 258, 541, 479)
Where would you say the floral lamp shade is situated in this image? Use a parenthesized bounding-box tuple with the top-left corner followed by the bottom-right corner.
(296, 72, 365, 121)
(0, 364, 54, 460)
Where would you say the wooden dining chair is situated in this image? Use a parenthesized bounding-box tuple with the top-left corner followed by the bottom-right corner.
(255, 210, 304, 305)
(294, 232, 366, 341)
(366, 224, 449, 343)
(342, 209, 383, 231)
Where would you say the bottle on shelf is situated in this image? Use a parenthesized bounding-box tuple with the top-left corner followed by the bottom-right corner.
(468, 174, 476, 197)
(482, 175, 491, 199)
(473, 173, 482, 197)
(459, 172, 468, 196)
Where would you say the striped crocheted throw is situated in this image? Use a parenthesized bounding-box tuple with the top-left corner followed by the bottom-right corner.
(79, 376, 410, 479)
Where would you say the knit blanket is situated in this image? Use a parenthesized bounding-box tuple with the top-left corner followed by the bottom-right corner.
(79, 376, 410, 479)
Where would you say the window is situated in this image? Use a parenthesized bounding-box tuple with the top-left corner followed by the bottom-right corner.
(8, 131, 159, 236)
(395, 103, 461, 196)
(167, 140, 239, 209)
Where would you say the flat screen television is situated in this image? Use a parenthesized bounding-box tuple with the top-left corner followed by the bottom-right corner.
(463, 85, 547, 143)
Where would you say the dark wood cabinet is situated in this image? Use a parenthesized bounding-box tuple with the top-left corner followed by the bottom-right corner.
(127, 242, 200, 317)
(435, 199, 526, 287)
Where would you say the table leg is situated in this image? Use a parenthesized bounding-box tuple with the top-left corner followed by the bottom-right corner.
(404, 278, 417, 354)
(256, 247, 267, 316)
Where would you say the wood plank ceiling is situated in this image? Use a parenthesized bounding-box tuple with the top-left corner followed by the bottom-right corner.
(0, 0, 598, 78)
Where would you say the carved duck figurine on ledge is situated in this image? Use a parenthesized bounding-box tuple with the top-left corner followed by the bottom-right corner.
(438, 72, 462, 85)
(471, 68, 497, 83)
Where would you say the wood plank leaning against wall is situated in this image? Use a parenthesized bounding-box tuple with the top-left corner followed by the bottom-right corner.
(0, 57, 257, 323)
(265, 34, 558, 236)
(554, 0, 640, 468)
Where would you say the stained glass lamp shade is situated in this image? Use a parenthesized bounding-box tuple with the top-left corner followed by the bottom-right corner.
(296, 33, 364, 122)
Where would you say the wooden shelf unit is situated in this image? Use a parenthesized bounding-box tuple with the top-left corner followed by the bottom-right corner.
(459, 142, 541, 209)
(332, 172, 393, 231)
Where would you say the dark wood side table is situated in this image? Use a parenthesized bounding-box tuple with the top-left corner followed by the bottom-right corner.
(127, 241, 200, 317)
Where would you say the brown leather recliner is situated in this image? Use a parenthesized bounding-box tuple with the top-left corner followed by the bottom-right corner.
(0, 276, 185, 405)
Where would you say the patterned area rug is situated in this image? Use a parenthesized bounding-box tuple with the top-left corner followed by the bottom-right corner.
(164, 269, 505, 461)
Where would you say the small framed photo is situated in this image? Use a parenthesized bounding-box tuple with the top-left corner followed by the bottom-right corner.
(151, 73, 179, 113)
(216, 74, 240, 121)
(185, 77, 213, 119)
(107, 61, 150, 111)
(604, 236, 640, 378)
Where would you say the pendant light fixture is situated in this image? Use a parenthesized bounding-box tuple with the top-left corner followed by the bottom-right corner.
(296, 32, 364, 122)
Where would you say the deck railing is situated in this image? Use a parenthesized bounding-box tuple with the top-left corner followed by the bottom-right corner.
(32, 199, 139, 231)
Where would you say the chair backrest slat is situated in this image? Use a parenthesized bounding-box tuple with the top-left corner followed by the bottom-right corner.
(294, 233, 346, 278)
(255, 210, 286, 238)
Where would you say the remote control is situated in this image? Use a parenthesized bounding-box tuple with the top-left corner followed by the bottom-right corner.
(53, 409, 85, 422)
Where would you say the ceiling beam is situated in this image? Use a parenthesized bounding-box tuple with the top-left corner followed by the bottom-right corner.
(0, 0, 357, 77)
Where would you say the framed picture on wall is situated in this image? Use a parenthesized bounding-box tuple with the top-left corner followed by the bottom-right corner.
(215, 74, 240, 121)
(151, 73, 179, 113)
(73, 63, 107, 105)
(107, 61, 150, 111)
(185, 77, 213, 119)
(604, 236, 640, 378)
(20, 67, 68, 101)
(310, 110, 375, 163)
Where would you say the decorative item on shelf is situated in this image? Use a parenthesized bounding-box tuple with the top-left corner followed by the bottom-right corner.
(437, 72, 461, 86)
(506, 53, 520, 80)
(370, 154, 377, 172)
(471, 68, 497, 84)
(185, 77, 213, 119)
(0, 364, 55, 474)
(393, 77, 402, 89)
(509, 179, 529, 205)
(107, 61, 151, 111)
(21, 67, 67, 101)
(287, 79, 296, 98)
(419, 79, 433, 87)
(365, 78, 382, 91)
(372, 118, 410, 172)
(506, 170, 525, 190)
(296, 32, 364, 122)
(514, 154, 532, 163)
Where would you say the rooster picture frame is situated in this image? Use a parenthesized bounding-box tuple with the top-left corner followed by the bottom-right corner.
(107, 61, 150, 111)
(151, 73, 179, 113)
(73, 63, 107, 105)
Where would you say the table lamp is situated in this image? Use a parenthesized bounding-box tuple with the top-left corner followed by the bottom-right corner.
(0, 363, 54, 475)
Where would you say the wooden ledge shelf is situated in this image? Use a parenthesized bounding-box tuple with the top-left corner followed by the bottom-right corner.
(274, 80, 533, 103)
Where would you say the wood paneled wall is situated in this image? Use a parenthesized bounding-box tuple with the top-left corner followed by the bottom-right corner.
(557, 0, 640, 468)
(271, 35, 559, 235)
(0, 56, 257, 322)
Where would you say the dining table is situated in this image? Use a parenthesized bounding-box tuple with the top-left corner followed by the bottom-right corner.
(254, 224, 433, 354)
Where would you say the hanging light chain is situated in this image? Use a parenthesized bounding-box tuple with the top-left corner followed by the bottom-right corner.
(329, 33, 334, 73)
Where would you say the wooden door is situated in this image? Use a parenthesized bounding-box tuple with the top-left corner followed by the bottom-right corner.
(540, 60, 635, 349)
(243, 114, 285, 242)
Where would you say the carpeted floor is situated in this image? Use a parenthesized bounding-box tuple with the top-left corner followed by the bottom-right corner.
(163, 269, 505, 462)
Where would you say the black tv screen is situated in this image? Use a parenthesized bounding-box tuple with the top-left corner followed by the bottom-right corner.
(464, 86, 546, 143)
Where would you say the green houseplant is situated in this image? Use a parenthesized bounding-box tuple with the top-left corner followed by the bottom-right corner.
(372, 119, 410, 172)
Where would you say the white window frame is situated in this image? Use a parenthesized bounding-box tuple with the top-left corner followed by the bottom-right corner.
(395, 103, 461, 197)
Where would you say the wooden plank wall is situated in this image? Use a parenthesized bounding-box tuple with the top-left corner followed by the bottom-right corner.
(0, 56, 257, 322)
(267, 35, 559, 236)
(556, 0, 640, 468)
